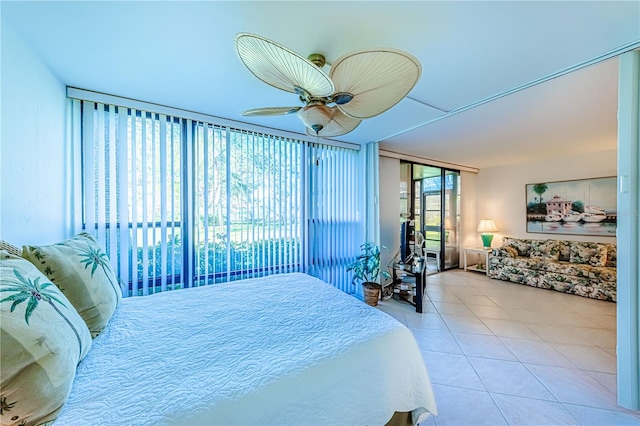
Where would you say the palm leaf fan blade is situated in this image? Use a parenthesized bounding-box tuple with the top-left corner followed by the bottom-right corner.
(242, 107, 301, 117)
(235, 33, 334, 97)
(330, 49, 422, 119)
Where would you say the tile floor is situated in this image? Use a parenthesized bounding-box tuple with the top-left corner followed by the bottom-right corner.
(376, 269, 640, 425)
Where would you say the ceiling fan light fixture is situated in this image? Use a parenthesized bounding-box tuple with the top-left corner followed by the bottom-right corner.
(297, 104, 333, 133)
(305, 107, 362, 138)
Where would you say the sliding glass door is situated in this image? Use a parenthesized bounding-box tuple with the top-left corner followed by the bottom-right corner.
(443, 170, 460, 269)
(418, 167, 443, 254)
(401, 162, 460, 272)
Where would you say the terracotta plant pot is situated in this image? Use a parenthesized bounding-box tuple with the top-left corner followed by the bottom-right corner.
(362, 282, 381, 306)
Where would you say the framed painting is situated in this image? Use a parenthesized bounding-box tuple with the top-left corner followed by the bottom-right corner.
(526, 176, 616, 236)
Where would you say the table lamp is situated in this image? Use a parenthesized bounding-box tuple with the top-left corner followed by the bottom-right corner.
(477, 219, 498, 249)
(444, 217, 453, 243)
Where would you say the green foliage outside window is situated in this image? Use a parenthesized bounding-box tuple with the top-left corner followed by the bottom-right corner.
(129, 236, 301, 295)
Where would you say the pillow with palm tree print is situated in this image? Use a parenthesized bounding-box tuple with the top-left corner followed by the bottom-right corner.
(22, 233, 122, 338)
(0, 250, 92, 426)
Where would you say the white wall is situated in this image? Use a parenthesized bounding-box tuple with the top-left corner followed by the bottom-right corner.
(476, 149, 617, 245)
(379, 156, 400, 274)
(460, 171, 478, 250)
(1, 23, 68, 245)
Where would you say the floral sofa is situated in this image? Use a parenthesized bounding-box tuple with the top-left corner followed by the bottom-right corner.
(488, 237, 617, 301)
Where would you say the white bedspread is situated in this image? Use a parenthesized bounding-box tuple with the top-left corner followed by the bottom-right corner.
(56, 273, 437, 425)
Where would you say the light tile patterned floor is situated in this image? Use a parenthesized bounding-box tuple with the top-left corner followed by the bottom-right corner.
(376, 269, 640, 425)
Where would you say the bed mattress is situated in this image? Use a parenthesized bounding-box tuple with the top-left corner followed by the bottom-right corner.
(55, 272, 436, 425)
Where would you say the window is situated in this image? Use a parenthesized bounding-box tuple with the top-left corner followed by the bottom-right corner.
(308, 143, 362, 292)
(73, 98, 363, 296)
(191, 124, 303, 285)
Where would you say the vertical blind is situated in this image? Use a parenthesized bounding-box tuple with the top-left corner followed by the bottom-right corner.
(308, 143, 362, 293)
(73, 98, 364, 297)
(191, 124, 303, 286)
(80, 101, 185, 296)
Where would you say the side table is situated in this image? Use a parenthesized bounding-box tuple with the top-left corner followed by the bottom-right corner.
(390, 260, 426, 313)
(463, 247, 490, 276)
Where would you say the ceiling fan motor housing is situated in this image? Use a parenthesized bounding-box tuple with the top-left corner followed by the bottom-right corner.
(308, 53, 326, 68)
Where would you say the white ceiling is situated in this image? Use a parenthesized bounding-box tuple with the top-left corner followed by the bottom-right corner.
(3, 1, 639, 169)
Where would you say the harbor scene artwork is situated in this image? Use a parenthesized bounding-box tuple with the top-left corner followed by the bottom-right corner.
(526, 177, 616, 236)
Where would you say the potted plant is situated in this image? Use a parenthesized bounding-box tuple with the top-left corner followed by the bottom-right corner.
(347, 242, 391, 306)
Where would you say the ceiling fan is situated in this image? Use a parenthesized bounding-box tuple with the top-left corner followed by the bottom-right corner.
(234, 32, 422, 138)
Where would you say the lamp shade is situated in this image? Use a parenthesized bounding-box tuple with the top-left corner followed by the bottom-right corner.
(477, 219, 498, 233)
(304, 107, 361, 137)
(444, 217, 453, 230)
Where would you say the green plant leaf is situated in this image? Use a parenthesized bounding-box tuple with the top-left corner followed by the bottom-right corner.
(347, 241, 386, 285)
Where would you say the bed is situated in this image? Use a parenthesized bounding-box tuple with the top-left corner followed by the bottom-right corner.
(53, 272, 437, 425)
(1, 239, 436, 425)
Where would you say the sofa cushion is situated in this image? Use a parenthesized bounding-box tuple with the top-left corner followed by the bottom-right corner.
(589, 266, 617, 283)
(491, 246, 518, 258)
(569, 242, 608, 267)
(539, 261, 591, 278)
(530, 240, 560, 261)
(22, 233, 122, 338)
(502, 237, 532, 257)
(605, 244, 617, 268)
(0, 250, 92, 426)
(542, 272, 591, 292)
(498, 256, 544, 270)
(557, 240, 571, 262)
